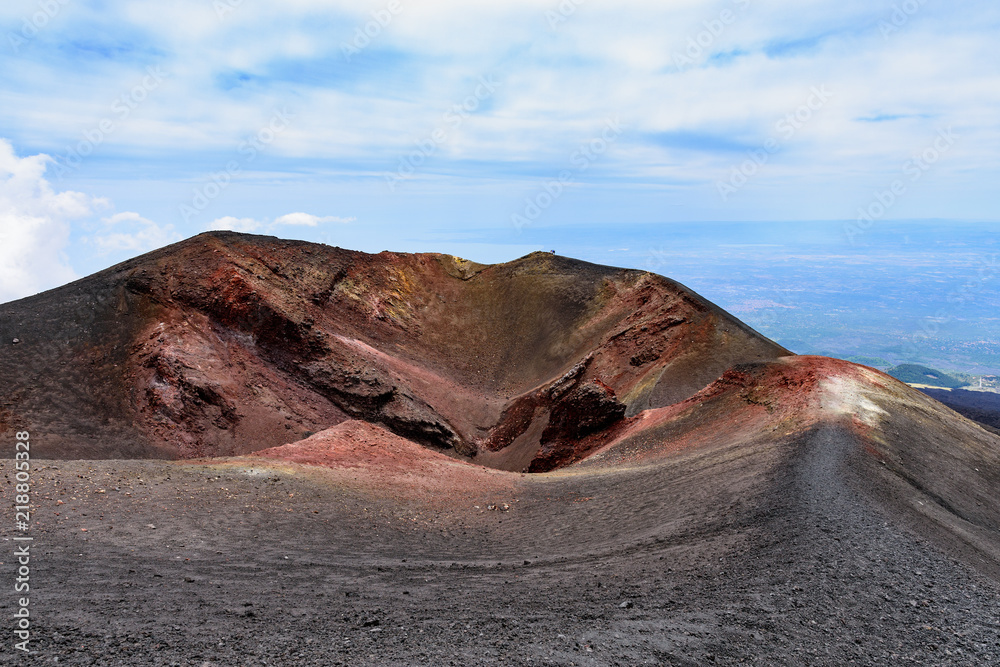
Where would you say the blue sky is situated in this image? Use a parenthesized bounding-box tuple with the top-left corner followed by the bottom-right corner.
(1, 0, 999, 303)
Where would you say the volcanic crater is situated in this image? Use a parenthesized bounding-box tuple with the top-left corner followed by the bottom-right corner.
(3, 231, 1000, 665)
(0, 231, 788, 470)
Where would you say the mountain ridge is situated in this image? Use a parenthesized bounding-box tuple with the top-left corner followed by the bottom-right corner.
(0, 231, 788, 469)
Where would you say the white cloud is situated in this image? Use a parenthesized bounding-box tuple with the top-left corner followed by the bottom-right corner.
(206, 216, 263, 232)
(93, 211, 181, 255)
(0, 140, 178, 302)
(204, 213, 353, 232)
(0, 139, 92, 304)
(274, 212, 355, 226)
(1, 0, 999, 233)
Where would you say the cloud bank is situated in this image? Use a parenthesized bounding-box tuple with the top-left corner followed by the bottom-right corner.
(0, 140, 178, 302)
(0, 139, 88, 302)
(0, 0, 997, 293)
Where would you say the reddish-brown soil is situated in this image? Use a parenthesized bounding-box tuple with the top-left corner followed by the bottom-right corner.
(0, 231, 787, 470)
(3, 233, 1000, 665)
(244, 420, 517, 503)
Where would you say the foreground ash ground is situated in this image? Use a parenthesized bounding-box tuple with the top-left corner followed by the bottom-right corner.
(2, 232, 1000, 665)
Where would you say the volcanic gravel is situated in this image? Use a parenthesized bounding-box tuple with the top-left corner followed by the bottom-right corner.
(3, 425, 999, 666)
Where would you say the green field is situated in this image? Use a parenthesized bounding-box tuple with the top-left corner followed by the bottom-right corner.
(886, 364, 970, 389)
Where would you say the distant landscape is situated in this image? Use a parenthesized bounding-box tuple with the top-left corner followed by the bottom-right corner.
(481, 221, 1000, 377)
(4, 233, 1000, 665)
(2, 1, 999, 664)
(880, 363, 996, 392)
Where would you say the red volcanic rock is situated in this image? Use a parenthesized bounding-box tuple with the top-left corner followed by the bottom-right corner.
(543, 380, 627, 442)
(4, 230, 996, 508)
(570, 352, 1000, 539)
(527, 380, 628, 472)
(246, 420, 515, 500)
(0, 231, 788, 468)
(8, 235, 1000, 665)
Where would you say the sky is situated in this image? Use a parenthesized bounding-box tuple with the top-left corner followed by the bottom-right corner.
(1, 0, 999, 304)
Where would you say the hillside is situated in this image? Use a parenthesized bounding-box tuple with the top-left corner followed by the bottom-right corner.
(0, 231, 787, 470)
(3, 232, 1000, 664)
(887, 363, 970, 389)
(921, 387, 1000, 434)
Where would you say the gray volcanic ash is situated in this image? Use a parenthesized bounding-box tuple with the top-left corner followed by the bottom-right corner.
(3, 232, 1000, 665)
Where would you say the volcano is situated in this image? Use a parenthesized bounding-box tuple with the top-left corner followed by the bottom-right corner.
(2, 231, 1000, 665)
(0, 231, 787, 468)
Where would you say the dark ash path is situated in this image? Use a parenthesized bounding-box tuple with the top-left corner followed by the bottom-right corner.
(3, 426, 999, 665)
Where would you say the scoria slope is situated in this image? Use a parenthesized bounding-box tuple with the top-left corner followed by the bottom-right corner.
(566, 354, 1000, 572)
(0, 231, 786, 469)
(9, 354, 1000, 665)
(5, 233, 1000, 664)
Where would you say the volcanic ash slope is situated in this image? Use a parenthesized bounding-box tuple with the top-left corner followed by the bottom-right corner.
(4, 232, 1000, 663)
(0, 230, 787, 469)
